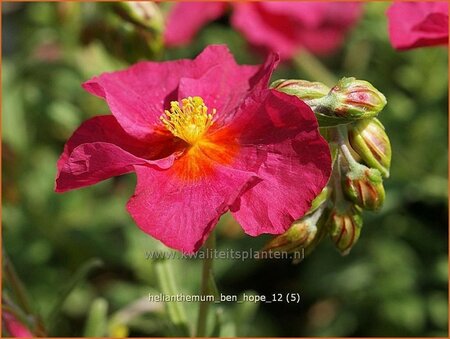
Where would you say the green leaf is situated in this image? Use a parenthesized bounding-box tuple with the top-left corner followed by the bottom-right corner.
(83, 298, 108, 337)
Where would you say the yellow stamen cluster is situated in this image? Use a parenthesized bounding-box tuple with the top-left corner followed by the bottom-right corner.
(160, 96, 216, 145)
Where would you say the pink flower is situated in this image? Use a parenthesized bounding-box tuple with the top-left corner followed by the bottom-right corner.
(56, 45, 331, 253)
(2, 312, 33, 338)
(164, 2, 362, 59)
(387, 2, 449, 50)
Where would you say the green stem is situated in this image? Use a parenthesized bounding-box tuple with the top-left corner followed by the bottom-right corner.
(2, 251, 47, 336)
(195, 232, 216, 337)
(293, 49, 337, 87)
(331, 149, 345, 204)
(3, 251, 33, 315)
(154, 259, 189, 336)
(328, 126, 353, 205)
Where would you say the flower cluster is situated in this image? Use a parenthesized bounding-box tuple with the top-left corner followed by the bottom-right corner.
(267, 77, 390, 256)
(55, 3, 405, 258)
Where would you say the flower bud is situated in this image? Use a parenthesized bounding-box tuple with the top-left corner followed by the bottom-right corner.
(329, 77, 387, 118)
(263, 218, 317, 253)
(314, 77, 387, 123)
(327, 204, 363, 255)
(348, 118, 392, 178)
(343, 165, 385, 210)
(263, 207, 327, 256)
(271, 79, 330, 102)
(306, 187, 330, 215)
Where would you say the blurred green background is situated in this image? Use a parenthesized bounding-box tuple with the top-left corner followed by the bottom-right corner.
(2, 2, 448, 337)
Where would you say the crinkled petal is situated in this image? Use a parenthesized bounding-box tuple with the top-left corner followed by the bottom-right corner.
(56, 115, 176, 192)
(177, 53, 278, 126)
(164, 2, 227, 46)
(82, 45, 254, 139)
(56, 142, 174, 193)
(178, 65, 250, 117)
(127, 163, 257, 253)
(57, 115, 150, 166)
(231, 138, 330, 236)
(388, 2, 448, 50)
(221, 89, 317, 145)
(225, 89, 331, 235)
(82, 61, 190, 139)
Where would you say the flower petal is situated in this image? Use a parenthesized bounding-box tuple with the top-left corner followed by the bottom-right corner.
(291, 3, 362, 56)
(57, 115, 148, 165)
(164, 2, 227, 46)
(388, 2, 448, 50)
(82, 45, 250, 139)
(127, 164, 257, 253)
(177, 53, 278, 124)
(232, 3, 299, 59)
(56, 115, 176, 192)
(295, 26, 346, 56)
(259, 2, 327, 28)
(82, 62, 189, 139)
(231, 2, 362, 59)
(227, 89, 332, 235)
(56, 142, 174, 193)
(2, 312, 33, 338)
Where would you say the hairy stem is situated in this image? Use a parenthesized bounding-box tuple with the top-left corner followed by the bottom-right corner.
(336, 125, 358, 167)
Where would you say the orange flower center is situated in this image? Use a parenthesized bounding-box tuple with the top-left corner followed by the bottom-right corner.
(160, 96, 216, 145)
(160, 96, 240, 181)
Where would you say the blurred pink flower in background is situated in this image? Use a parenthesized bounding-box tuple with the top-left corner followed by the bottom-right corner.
(2, 312, 33, 338)
(164, 2, 363, 59)
(387, 2, 448, 50)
